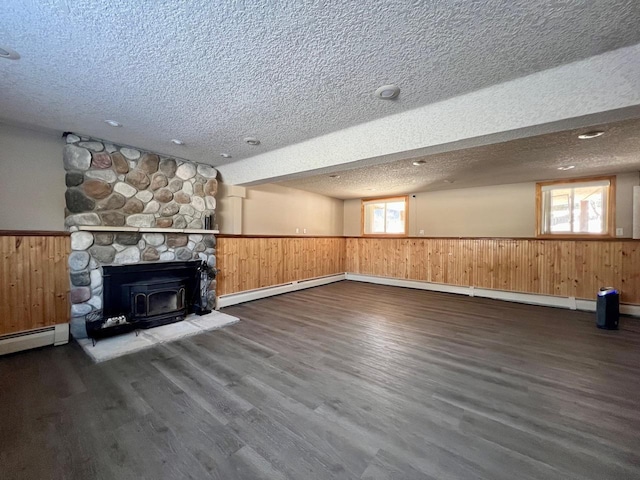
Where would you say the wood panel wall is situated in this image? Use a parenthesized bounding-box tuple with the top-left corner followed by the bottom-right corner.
(216, 237, 346, 296)
(346, 238, 640, 304)
(0, 234, 70, 336)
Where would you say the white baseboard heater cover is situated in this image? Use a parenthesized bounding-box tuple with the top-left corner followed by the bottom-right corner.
(345, 273, 640, 317)
(216, 274, 346, 309)
(0, 323, 69, 356)
(216, 272, 640, 317)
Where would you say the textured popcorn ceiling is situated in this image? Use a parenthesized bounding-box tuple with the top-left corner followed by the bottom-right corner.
(280, 118, 640, 199)
(2, 0, 640, 179)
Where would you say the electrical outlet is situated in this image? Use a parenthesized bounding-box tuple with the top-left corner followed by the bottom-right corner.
(616, 227, 623, 236)
(303, 228, 307, 234)
(419, 229, 425, 235)
(295, 228, 300, 234)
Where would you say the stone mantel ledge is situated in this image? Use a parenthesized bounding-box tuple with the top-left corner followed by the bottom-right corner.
(76, 226, 219, 234)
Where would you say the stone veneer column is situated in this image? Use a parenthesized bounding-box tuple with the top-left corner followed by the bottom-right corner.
(63, 134, 218, 339)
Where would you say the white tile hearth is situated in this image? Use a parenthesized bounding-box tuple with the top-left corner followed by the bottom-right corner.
(77, 311, 239, 363)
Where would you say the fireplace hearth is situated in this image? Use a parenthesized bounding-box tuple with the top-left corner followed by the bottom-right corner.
(101, 261, 203, 332)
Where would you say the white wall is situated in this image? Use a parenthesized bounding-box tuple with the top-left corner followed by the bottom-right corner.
(0, 123, 65, 230)
(219, 183, 344, 236)
(345, 172, 640, 238)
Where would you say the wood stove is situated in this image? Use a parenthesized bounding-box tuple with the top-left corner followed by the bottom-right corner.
(101, 261, 202, 330)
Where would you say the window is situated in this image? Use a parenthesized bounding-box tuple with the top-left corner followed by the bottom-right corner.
(362, 196, 408, 236)
(536, 176, 615, 237)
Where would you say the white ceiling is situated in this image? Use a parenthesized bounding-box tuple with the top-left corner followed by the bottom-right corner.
(0, 0, 640, 198)
(279, 117, 640, 199)
(2, 0, 640, 180)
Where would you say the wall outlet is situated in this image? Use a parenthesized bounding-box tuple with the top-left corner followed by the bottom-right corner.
(303, 228, 307, 234)
(295, 228, 300, 234)
(616, 227, 624, 236)
(419, 229, 425, 235)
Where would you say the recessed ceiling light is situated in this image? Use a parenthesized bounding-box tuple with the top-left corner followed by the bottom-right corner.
(558, 165, 575, 171)
(412, 160, 426, 166)
(329, 174, 340, 178)
(375, 84, 400, 100)
(104, 120, 122, 127)
(443, 179, 455, 183)
(244, 137, 260, 146)
(220, 153, 232, 158)
(171, 139, 185, 145)
(578, 131, 604, 139)
(0, 46, 20, 60)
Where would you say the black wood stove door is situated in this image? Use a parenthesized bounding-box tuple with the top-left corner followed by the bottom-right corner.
(102, 260, 201, 329)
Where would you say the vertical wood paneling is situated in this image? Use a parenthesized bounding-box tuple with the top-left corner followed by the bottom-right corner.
(621, 241, 640, 303)
(0, 235, 70, 336)
(217, 237, 346, 296)
(217, 236, 640, 304)
(345, 238, 640, 305)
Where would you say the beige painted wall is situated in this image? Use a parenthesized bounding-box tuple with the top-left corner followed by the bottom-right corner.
(0, 123, 65, 230)
(616, 171, 640, 237)
(345, 173, 640, 238)
(216, 183, 244, 234)
(219, 183, 344, 236)
(410, 183, 536, 237)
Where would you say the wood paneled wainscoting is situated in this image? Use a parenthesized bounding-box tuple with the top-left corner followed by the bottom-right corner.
(0, 232, 70, 353)
(216, 236, 346, 297)
(346, 237, 640, 305)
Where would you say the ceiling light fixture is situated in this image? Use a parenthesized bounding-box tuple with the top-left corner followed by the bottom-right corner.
(104, 120, 122, 127)
(375, 84, 400, 100)
(412, 160, 426, 166)
(220, 153, 232, 158)
(557, 165, 575, 171)
(171, 139, 185, 145)
(244, 137, 260, 146)
(443, 179, 455, 183)
(0, 46, 20, 60)
(578, 130, 604, 139)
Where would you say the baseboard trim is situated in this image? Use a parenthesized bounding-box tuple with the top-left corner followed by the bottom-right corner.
(216, 272, 640, 317)
(0, 323, 69, 356)
(345, 273, 640, 317)
(217, 273, 347, 309)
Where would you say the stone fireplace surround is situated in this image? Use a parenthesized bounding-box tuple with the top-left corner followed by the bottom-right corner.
(63, 134, 218, 339)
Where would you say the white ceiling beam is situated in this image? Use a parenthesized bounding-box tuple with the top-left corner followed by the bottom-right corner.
(218, 43, 640, 186)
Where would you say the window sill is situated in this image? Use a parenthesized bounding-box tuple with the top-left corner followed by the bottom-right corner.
(362, 233, 409, 238)
(536, 234, 614, 240)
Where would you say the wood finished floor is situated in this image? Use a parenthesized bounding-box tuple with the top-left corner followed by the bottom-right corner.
(2, 281, 640, 480)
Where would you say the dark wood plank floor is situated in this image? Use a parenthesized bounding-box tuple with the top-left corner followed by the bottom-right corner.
(2, 281, 640, 479)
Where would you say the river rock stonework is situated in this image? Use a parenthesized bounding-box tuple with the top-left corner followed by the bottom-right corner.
(63, 134, 218, 340)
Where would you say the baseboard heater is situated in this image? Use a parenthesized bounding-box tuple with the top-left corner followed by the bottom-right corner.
(217, 272, 640, 318)
(0, 324, 69, 356)
(216, 273, 346, 309)
(346, 273, 640, 318)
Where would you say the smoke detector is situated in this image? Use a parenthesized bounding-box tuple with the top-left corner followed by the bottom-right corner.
(375, 84, 400, 100)
(244, 137, 260, 146)
(0, 46, 20, 60)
